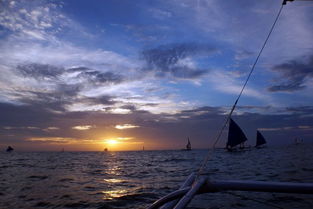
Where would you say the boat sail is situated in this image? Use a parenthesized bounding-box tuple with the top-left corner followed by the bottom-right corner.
(186, 137, 191, 151)
(226, 118, 248, 151)
(255, 130, 267, 148)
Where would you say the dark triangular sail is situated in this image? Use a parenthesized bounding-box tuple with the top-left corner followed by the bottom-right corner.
(186, 137, 191, 150)
(256, 130, 266, 147)
(227, 118, 248, 148)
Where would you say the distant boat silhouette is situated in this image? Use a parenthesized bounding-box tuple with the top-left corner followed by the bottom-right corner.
(6, 146, 14, 152)
(142, 146, 145, 151)
(104, 148, 108, 152)
(226, 118, 249, 152)
(182, 137, 191, 151)
(181, 137, 192, 151)
(294, 137, 303, 145)
(186, 137, 191, 150)
(255, 130, 267, 148)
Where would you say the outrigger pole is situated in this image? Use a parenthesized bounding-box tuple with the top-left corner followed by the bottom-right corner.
(148, 175, 313, 209)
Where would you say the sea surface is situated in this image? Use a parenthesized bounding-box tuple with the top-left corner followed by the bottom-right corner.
(1, 145, 313, 209)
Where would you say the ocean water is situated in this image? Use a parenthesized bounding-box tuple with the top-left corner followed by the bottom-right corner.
(0, 145, 313, 209)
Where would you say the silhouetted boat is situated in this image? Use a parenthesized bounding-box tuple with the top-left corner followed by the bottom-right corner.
(6, 146, 14, 152)
(226, 118, 249, 152)
(255, 130, 267, 148)
(186, 137, 191, 151)
(294, 137, 303, 145)
(104, 148, 108, 152)
(182, 137, 191, 151)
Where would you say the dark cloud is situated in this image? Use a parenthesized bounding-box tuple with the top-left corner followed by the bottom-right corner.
(268, 55, 313, 92)
(56, 84, 81, 97)
(179, 106, 226, 120)
(268, 82, 305, 92)
(67, 66, 125, 85)
(9, 63, 124, 112)
(17, 64, 125, 86)
(17, 63, 64, 79)
(142, 42, 216, 79)
(0, 102, 54, 127)
(17, 85, 118, 113)
(18, 91, 69, 112)
(15, 83, 81, 112)
(83, 95, 116, 106)
(120, 104, 137, 111)
(236, 105, 272, 110)
(78, 71, 124, 84)
(67, 66, 91, 72)
(285, 106, 313, 115)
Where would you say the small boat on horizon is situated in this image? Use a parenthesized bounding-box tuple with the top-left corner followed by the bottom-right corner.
(182, 137, 191, 151)
(294, 137, 303, 145)
(186, 137, 191, 151)
(6, 146, 14, 152)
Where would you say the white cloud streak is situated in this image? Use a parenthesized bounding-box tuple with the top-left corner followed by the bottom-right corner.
(115, 124, 140, 130)
(72, 125, 94, 131)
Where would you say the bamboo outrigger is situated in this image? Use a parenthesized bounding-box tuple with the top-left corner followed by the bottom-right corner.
(148, 173, 313, 209)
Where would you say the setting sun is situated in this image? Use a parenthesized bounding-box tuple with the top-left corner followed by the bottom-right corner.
(106, 139, 119, 145)
(101, 137, 143, 151)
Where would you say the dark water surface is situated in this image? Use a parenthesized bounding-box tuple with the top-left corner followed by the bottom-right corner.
(0, 145, 313, 209)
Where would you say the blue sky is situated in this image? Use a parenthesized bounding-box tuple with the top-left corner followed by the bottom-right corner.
(0, 0, 313, 151)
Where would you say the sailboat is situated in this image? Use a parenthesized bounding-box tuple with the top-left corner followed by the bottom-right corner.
(255, 130, 267, 148)
(294, 137, 303, 145)
(226, 118, 248, 151)
(186, 137, 191, 151)
(182, 137, 191, 151)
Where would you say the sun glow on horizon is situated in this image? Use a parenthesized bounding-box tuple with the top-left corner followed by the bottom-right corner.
(106, 139, 119, 145)
(101, 136, 144, 151)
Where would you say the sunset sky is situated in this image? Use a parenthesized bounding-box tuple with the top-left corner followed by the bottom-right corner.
(1, 0, 313, 151)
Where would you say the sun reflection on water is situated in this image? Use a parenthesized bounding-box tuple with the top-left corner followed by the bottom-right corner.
(103, 178, 123, 183)
(106, 165, 120, 175)
(102, 189, 128, 200)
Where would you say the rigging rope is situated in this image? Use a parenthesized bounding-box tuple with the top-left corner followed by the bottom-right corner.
(197, 2, 285, 175)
